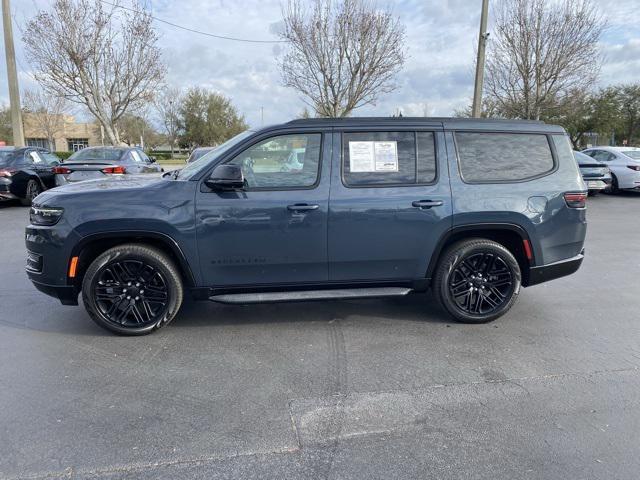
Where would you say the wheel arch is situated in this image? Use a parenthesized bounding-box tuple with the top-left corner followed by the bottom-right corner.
(69, 231, 196, 289)
(426, 223, 534, 286)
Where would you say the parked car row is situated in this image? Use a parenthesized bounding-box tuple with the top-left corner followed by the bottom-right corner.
(0, 146, 163, 206)
(580, 146, 640, 194)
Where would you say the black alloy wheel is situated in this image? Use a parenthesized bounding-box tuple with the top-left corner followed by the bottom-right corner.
(82, 244, 183, 335)
(433, 239, 521, 323)
(447, 251, 515, 316)
(94, 260, 169, 327)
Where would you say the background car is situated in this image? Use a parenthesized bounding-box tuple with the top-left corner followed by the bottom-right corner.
(187, 146, 217, 163)
(0, 146, 62, 206)
(574, 151, 611, 196)
(280, 147, 305, 172)
(54, 146, 163, 185)
(581, 146, 640, 193)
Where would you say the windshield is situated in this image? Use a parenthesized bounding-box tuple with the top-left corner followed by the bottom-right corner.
(622, 150, 640, 160)
(0, 151, 16, 166)
(68, 148, 126, 163)
(176, 130, 254, 180)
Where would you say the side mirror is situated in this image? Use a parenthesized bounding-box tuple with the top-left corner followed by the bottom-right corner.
(149, 156, 157, 163)
(205, 164, 245, 190)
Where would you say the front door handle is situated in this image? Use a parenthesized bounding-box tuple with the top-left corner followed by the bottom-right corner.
(287, 203, 319, 212)
(412, 200, 443, 209)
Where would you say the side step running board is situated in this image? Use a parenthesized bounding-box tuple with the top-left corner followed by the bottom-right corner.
(209, 287, 412, 304)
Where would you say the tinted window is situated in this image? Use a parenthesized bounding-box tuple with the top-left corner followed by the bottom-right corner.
(228, 133, 321, 189)
(0, 151, 16, 166)
(40, 152, 61, 165)
(456, 132, 554, 182)
(343, 131, 436, 186)
(417, 132, 437, 183)
(68, 148, 126, 162)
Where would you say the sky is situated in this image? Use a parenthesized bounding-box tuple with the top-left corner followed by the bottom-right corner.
(2, 0, 639, 129)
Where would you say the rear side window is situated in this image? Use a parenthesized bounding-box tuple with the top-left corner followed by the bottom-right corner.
(342, 131, 437, 186)
(455, 132, 554, 183)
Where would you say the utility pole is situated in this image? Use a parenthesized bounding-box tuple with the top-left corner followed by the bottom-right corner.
(471, 0, 489, 118)
(2, 0, 24, 146)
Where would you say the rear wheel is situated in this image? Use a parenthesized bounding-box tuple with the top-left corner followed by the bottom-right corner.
(20, 179, 41, 206)
(432, 239, 521, 323)
(82, 244, 183, 335)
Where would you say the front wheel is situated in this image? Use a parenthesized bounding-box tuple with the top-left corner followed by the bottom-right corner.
(432, 239, 521, 323)
(82, 244, 183, 335)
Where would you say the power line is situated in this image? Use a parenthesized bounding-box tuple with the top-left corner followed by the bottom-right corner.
(99, 0, 286, 44)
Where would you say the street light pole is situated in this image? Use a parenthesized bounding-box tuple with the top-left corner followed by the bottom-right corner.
(472, 0, 489, 118)
(2, 0, 24, 146)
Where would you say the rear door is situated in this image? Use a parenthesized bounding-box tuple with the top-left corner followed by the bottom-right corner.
(327, 127, 452, 282)
(26, 150, 57, 189)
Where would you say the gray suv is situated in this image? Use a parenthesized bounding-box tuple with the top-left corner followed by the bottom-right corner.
(25, 118, 587, 335)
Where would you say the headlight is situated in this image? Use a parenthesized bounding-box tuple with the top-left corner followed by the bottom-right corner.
(30, 206, 64, 226)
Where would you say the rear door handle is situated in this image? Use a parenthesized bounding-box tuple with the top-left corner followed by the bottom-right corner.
(412, 200, 443, 209)
(287, 203, 319, 212)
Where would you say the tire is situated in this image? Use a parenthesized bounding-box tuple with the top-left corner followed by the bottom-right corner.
(608, 174, 620, 194)
(81, 244, 183, 335)
(432, 238, 521, 324)
(20, 179, 41, 206)
(588, 190, 598, 197)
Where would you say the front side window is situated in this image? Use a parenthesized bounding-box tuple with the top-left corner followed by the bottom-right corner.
(228, 133, 322, 189)
(456, 132, 555, 183)
(342, 131, 437, 186)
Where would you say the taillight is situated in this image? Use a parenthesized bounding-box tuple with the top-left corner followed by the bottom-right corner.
(101, 166, 126, 174)
(564, 192, 587, 208)
(0, 168, 16, 177)
(52, 166, 72, 174)
(627, 165, 640, 171)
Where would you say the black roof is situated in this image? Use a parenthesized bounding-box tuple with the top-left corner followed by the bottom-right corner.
(281, 117, 565, 133)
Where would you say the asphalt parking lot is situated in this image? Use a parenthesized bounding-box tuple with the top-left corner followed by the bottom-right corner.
(1, 193, 640, 480)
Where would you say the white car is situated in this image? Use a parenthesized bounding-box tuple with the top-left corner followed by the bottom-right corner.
(581, 146, 640, 193)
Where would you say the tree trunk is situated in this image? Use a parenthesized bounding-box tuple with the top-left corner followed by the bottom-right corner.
(102, 122, 120, 145)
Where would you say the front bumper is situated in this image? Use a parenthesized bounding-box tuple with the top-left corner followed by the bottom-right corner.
(526, 250, 584, 286)
(30, 279, 79, 305)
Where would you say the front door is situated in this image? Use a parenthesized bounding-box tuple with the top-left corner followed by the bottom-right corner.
(196, 131, 330, 287)
(328, 129, 452, 282)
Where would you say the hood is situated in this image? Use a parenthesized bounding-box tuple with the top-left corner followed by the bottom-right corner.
(35, 174, 166, 204)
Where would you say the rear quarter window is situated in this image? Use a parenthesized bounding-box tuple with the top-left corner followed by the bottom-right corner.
(455, 132, 555, 183)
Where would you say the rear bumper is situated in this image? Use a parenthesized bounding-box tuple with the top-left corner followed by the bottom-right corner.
(30, 279, 79, 305)
(526, 250, 584, 287)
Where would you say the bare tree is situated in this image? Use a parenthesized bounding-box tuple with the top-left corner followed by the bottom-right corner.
(155, 88, 183, 158)
(485, 0, 605, 120)
(22, 0, 165, 145)
(22, 90, 70, 150)
(279, 0, 406, 117)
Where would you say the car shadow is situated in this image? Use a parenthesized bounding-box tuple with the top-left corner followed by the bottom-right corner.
(172, 291, 452, 330)
(0, 292, 452, 337)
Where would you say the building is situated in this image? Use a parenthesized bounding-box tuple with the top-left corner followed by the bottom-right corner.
(23, 113, 102, 152)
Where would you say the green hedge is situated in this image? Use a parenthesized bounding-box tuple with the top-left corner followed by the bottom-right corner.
(55, 151, 74, 160)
